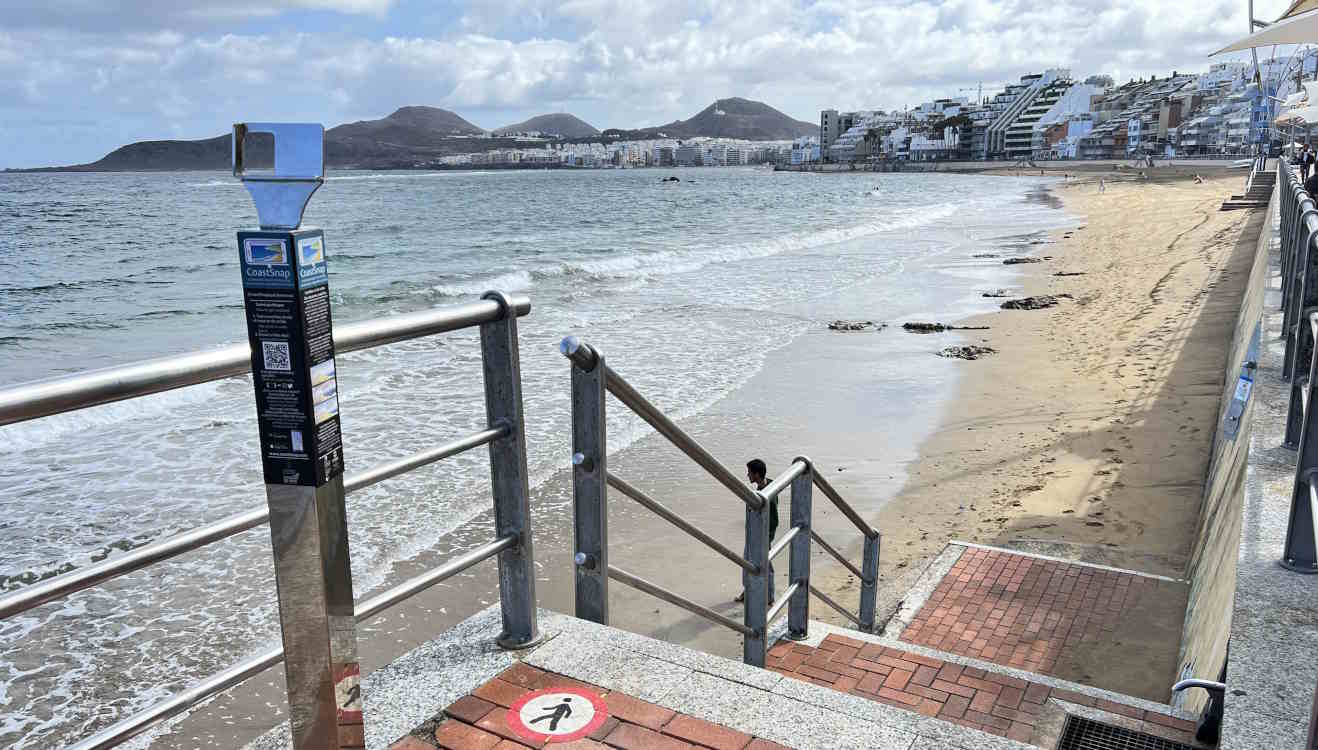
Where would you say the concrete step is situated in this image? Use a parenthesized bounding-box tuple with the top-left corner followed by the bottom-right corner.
(1222, 201, 1269, 211)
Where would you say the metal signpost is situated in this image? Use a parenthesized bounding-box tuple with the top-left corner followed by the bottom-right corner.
(233, 123, 363, 749)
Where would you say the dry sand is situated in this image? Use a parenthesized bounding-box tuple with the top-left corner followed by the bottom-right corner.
(814, 171, 1261, 620)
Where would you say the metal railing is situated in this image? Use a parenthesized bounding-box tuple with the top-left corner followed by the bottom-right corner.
(0, 292, 540, 748)
(560, 337, 881, 668)
(1274, 158, 1318, 574)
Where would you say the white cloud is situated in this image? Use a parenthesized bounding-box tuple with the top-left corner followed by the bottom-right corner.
(0, 0, 1301, 167)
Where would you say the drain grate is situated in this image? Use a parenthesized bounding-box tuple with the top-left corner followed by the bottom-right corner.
(1057, 715, 1196, 750)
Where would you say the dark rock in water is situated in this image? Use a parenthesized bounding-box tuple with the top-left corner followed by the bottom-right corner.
(903, 322, 991, 333)
(1001, 295, 1066, 310)
(1003, 257, 1044, 265)
(982, 290, 1012, 298)
(1053, 271, 1086, 277)
(828, 320, 881, 331)
(904, 322, 947, 333)
(661, 176, 681, 182)
(938, 345, 996, 360)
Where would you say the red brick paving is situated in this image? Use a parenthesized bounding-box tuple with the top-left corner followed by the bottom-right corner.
(390, 664, 781, 750)
(765, 633, 1200, 748)
(899, 547, 1162, 676)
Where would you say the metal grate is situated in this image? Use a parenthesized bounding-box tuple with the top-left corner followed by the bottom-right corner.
(1057, 715, 1196, 750)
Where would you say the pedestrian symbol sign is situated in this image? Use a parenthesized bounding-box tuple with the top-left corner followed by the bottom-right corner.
(507, 687, 609, 743)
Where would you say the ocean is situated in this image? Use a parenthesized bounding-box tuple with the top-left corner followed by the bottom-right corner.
(0, 166, 1070, 747)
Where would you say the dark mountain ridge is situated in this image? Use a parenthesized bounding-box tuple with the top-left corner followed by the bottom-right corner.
(23, 99, 814, 171)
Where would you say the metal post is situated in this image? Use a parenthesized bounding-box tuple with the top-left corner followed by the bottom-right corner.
(743, 494, 770, 667)
(233, 123, 363, 749)
(786, 462, 813, 640)
(480, 291, 540, 648)
(568, 339, 609, 624)
(1286, 230, 1318, 380)
(1287, 313, 1316, 448)
(859, 533, 881, 632)
(1284, 314, 1318, 572)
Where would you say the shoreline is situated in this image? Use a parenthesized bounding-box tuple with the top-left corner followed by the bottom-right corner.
(812, 171, 1260, 698)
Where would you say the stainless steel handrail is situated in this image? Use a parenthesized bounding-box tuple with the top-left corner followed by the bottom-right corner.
(759, 459, 808, 500)
(809, 584, 863, 627)
(561, 337, 765, 511)
(70, 533, 518, 750)
(344, 426, 507, 494)
(768, 525, 801, 562)
(605, 472, 757, 574)
(0, 426, 507, 620)
(0, 296, 531, 427)
(813, 471, 879, 539)
(606, 564, 753, 637)
(810, 529, 867, 582)
(766, 582, 800, 626)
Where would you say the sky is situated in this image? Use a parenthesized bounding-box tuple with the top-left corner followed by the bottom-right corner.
(0, 0, 1296, 168)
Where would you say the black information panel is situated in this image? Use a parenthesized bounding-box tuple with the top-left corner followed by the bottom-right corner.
(237, 227, 345, 487)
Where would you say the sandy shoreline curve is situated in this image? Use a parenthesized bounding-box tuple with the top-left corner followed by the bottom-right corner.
(813, 170, 1262, 630)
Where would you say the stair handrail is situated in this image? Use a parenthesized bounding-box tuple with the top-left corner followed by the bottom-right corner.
(560, 336, 881, 668)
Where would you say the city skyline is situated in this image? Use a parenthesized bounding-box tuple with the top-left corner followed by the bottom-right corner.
(0, 0, 1289, 169)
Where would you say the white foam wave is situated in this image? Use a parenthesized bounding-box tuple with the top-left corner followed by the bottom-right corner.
(0, 380, 230, 453)
(326, 171, 497, 182)
(427, 270, 534, 297)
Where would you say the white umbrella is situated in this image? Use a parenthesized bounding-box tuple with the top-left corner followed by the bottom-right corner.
(1280, 105, 1318, 124)
(1214, 9, 1318, 54)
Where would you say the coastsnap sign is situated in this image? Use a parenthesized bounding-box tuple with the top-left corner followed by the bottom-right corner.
(506, 687, 609, 743)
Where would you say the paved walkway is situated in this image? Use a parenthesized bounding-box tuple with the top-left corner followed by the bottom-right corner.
(896, 546, 1188, 701)
(389, 663, 789, 750)
(768, 632, 1201, 748)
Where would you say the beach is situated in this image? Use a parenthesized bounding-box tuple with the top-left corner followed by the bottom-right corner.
(811, 171, 1262, 626)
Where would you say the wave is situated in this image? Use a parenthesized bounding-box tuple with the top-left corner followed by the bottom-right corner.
(422, 201, 961, 297)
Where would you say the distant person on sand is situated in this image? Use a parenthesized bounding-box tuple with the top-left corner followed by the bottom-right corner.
(1098, 178, 1106, 193)
(734, 459, 778, 604)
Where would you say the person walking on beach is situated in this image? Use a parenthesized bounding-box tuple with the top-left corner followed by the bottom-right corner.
(1098, 178, 1106, 193)
(734, 458, 778, 604)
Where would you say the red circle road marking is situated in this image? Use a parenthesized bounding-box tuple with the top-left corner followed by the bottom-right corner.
(506, 686, 609, 744)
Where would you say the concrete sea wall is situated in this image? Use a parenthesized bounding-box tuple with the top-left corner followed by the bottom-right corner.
(1174, 192, 1273, 715)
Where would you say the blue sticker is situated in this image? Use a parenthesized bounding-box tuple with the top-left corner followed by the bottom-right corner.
(241, 238, 294, 289)
(296, 235, 328, 287)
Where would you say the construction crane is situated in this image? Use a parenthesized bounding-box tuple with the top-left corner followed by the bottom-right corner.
(958, 82, 1006, 105)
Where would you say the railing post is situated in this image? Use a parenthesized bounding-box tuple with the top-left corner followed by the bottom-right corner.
(1287, 311, 1318, 448)
(1286, 231, 1318, 381)
(859, 532, 881, 632)
(743, 495, 770, 667)
(568, 340, 609, 624)
(1284, 410, 1318, 572)
(787, 461, 813, 640)
(479, 291, 540, 648)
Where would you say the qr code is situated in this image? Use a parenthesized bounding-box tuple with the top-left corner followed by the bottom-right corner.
(262, 341, 292, 371)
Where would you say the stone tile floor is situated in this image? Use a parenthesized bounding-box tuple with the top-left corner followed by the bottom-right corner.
(897, 546, 1187, 700)
(766, 632, 1201, 748)
(388, 663, 791, 750)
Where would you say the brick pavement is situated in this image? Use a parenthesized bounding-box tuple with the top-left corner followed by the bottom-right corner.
(898, 547, 1180, 682)
(765, 633, 1201, 748)
(389, 663, 791, 750)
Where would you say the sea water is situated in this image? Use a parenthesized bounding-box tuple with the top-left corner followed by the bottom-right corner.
(0, 167, 1070, 747)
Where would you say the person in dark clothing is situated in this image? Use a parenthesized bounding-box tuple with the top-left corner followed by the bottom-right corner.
(1302, 145, 1314, 182)
(1306, 171, 1318, 197)
(734, 458, 777, 603)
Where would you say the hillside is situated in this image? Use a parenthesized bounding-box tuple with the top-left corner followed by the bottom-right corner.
(653, 98, 816, 140)
(50, 106, 508, 171)
(495, 113, 599, 138)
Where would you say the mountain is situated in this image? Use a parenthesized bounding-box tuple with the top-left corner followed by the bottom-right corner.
(42, 106, 499, 171)
(495, 113, 599, 138)
(645, 98, 816, 140)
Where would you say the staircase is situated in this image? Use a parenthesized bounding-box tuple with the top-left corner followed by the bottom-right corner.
(1222, 169, 1275, 211)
